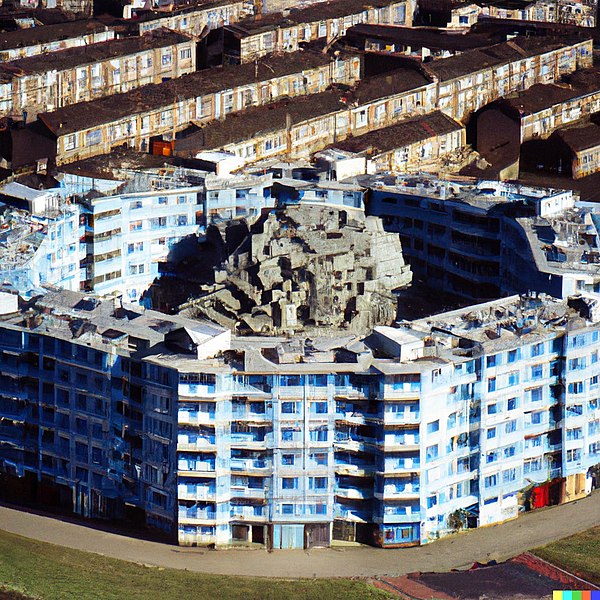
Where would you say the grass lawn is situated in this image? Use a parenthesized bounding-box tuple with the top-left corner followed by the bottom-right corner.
(533, 525, 600, 585)
(0, 529, 391, 600)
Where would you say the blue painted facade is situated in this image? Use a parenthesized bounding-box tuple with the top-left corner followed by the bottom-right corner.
(0, 291, 598, 548)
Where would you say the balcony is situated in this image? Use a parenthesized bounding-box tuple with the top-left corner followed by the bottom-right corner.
(335, 486, 373, 500)
(336, 462, 375, 477)
(178, 510, 217, 523)
(334, 435, 376, 452)
(230, 458, 271, 473)
(383, 383, 420, 399)
(177, 462, 215, 475)
(379, 484, 420, 500)
(177, 436, 216, 451)
(382, 458, 420, 473)
(381, 510, 421, 524)
(177, 486, 216, 501)
(383, 435, 420, 451)
(334, 386, 370, 400)
(334, 506, 371, 522)
(230, 486, 267, 500)
(230, 506, 267, 521)
(383, 410, 420, 424)
(230, 433, 270, 448)
(178, 411, 215, 425)
(178, 383, 216, 398)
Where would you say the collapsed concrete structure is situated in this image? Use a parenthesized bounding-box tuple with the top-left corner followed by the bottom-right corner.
(188, 203, 412, 335)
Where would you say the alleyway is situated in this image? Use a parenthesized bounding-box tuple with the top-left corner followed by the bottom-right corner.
(0, 492, 598, 579)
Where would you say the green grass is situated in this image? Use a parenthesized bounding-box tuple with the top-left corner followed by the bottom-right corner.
(533, 525, 600, 585)
(0, 529, 391, 600)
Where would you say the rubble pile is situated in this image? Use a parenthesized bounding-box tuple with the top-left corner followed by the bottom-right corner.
(188, 203, 412, 335)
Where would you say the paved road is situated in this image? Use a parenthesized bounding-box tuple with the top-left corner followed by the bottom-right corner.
(0, 492, 599, 578)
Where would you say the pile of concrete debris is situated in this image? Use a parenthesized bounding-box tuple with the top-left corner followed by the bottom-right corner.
(186, 203, 412, 335)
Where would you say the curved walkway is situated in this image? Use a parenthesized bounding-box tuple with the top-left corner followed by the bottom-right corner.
(0, 492, 599, 578)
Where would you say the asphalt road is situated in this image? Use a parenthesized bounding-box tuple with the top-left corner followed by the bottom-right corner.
(0, 492, 599, 578)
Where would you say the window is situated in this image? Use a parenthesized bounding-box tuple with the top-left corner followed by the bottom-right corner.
(502, 468, 516, 482)
(505, 420, 517, 434)
(488, 378, 496, 392)
(568, 381, 584, 394)
(507, 349, 520, 363)
(426, 444, 438, 462)
(64, 134, 77, 151)
(530, 411, 543, 425)
(161, 52, 172, 66)
(85, 129, 101, 146)
(281, 402, 298, 414)
(487, 354, 498, 368)
(427, 420, 440, 434)
(485, 474, 498, 488)
(282, 477, 298, 490)
(567, 448, 581, 462)
(281, 454, 295, 466)
(591, 375, 599, 388)
(486, 451, 498, 464)
(312, 402, 327, 414)
(566, 427, 582, 440)
(504, 445, 515, 458)
(487, 403, 498, 415)
(530, 387, 543, 402)
(426, 495, 437, 508)
(311, 453, 327, 465)
(531, 364, 544, 379)
(487, 427, 496, 440)
(281, 503, 293, 515)
(532, 342, 544, 357)
(507, 371, 520, 386)
(310, 477, 327, 490)
(524, 458, 542, 473)
(130, 220, 142, 231)
(507, 397, 517, 411)
(180, 48, 192, 59)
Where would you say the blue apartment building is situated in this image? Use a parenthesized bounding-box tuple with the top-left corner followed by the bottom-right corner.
(0, 289, 598, 548)
(366, 176, 600, 302)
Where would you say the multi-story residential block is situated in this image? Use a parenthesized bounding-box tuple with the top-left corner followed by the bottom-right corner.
(19, 49, 360, 167)
(341, 23, 502, 61)
(425, 35, 593, 122)
(0, 29, 196, 118)
(220, 0, 412, 64)
(133, 0, 254, 35)
(3, 35, 589, 171)
(0, 289, 598, 548)
(77, 183, 203, 302)
(174, 68, 437, 166)
(0, 20, 114, 62)
(554, 123, 600, 179)
(475, 68, 600, 157)
(478, 0, 596, 27)
(366, 175, 600, 301)
(324, 111, 466, 174)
